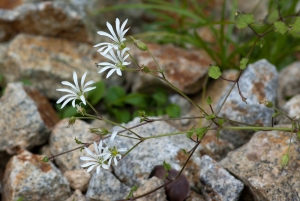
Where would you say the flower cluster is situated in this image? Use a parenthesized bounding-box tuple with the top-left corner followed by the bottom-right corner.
(94, 18, 131, 78)
(80, 130, 127, 174)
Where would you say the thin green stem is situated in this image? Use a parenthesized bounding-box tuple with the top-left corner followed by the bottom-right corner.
(86, 101, 102, 119)
(143, 131, 187, 140)
(222, 126, 293, 132)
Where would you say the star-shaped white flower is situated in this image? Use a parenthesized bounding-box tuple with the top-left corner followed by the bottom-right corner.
(97, 47, 131, 78)
(94, 18, 130, 55)
(56, 71, 96, 109)
(80, 141, 110, 174)
(102, 130, 128, 167)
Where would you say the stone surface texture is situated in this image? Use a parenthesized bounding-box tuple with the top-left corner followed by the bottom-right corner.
(186, 190, 206, 201)
(113, 117, 201, 189)
(200, 155, 243, 201)
(66, 189, 86, 201)
(0, 82, 59, 153)
(49, 119, 97, 172)
(133, 177, 167, 201)
(2, 150, 70, 201)
(64, 169, 91, 191)
(278, 61, 300, 106)
(0, 34, 103, 99)
(129, 43, 213, 94)
(279, 94, 300, 124)
(220, 128, 300, 201)
(217, 59, 278, 147)
(86, 170, 130, 201)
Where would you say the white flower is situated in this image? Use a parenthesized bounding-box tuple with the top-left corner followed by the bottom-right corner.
(56, 71, 96, 109)
(97, 48, 131, 78)
(80, 141, 110, 174)
(94, 18, 130, 55)
(102, 130, 128, 167)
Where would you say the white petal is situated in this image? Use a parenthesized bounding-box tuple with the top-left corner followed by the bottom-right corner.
(60, 97, 75, 109)
(80, 95, 86, 105)
(106, 21, 118, 42)
(99, 66, 114, 74)
(97, 31, 116, 42)
(94, 141, 99, 155)
(113, 157, 118, 166)
(116, 69, 122, 76)
(84, 80, 95, 88)
(84, 147, 96, 158)
(87, 164, 97, 172)
(56, 94, 75, 104)
(72, 99, 76, 108)
(110, 131, 118, 145)
(56, 88, 77, 95)
(80, 156, 97, 161)
(81, 162, 98, 167)
(81, 72, 87, 90)
(73, 71, 80, 90)
(61, 81, 78, 92)
(96, 166, 100, 174)
(106, 69, 117, 78)
(102, 163, 110, 169)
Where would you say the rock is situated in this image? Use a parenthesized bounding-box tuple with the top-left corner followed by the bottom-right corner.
(133, 177, 167, 201)
(86, 170, 130, 201)
(0, 82, 59, 153)
(185, 190, 206, 201)
(279, 94, 300, 124)
(129, 43, 213, 94)
(149, 165, 190, 201)
(200, 155, 244, 201)
(49, 119, 97, 172)
(0, 34, 103, 99)
(2, 150, 70, 201)
(220, 128, 300, 201)
(0, 1, 93, 43)
(64, 169, 91, 191)
(66, 189, 86, 201)
(278, 61, 300, 106)
(113, 117, 201, 189)
(217, 59, 278, 147)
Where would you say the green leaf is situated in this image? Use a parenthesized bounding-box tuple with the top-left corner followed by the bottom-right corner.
(272, 112, 280, 118)
(166, 104, 181, 118)
(113, 109, 131, 123)
(291, 17, 300, 33)
(105, 86, 126, 106)
(16, 197, 24, 201)
(206, 96, 212, 105)
(181, 148, 189, 155)
(235, 12, 254, 29)
(155, 108, 165, 116)
(88, 81, 105, 105)
(152, 88, 167, 106)
(266, 10, 279, 24)
(41, 156, 49, 163)
(208, 65, 221, 79)
(218, 118, 226, 126)
(274, 21, 288, 35)
(186, 126, 195, 138)
(205, 114, 216, 120)
(124, 93, 148, 107)
(75, 137, 82, 144)
(239, 58, 249, 70)
(163, 161, 171, 171)
(195, 127, 208, 138)
(61, 106, 77, 118)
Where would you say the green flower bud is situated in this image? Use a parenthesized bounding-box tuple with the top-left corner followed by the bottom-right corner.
(41, 156, 49, 163)
(68, 116, 76, 127)
(281, 153, 289, 167)
(142, 65, 150, 73)
(259, 100, 273, 108)
(130, 36, 148, 51)
(89, 127, 109, 136)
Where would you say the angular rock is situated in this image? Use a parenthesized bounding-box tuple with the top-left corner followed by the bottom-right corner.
(86, 170, 130, 201)
(220, 129, 300, 201)
(2, 150, 70, 201)
(0, 82, 59, 153)
(278, 61, 300, 106)
(0, 34, 103, 99)
(185, 190, 206, 201)
(200, 155, 243, 201)
(217, 59, 278, 147)
(133, 177, 167, 201)
(49, 119, 97, 172)
(129, 43, 213, 94)
(113, 117, 201, 189)
(0, 1, 92, 43)
(64, 169, 91, 191)
(279, 94, 300, 124)
(66, 189, 86, 201)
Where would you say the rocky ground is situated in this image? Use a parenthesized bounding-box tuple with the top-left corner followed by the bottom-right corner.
(0, 1, 300, 201)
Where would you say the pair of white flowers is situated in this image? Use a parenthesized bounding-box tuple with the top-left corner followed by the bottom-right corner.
(56, 18, 131, 109)
(80, 130, 128, 174)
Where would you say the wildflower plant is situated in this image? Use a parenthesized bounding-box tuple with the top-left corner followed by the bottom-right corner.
(43, 6, 300, 200)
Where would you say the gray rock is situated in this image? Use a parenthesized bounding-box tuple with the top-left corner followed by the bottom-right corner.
(129, 43, 213, 94)
(0, 34, 103, 100)
(2, 150, 70, 201)
(49, 119, 97, 172)
(220, 128, 300, 201)
(64, 169, 91, 191)
(86, 170, 130, 201)
(185, 190, 206, 201)
(0, 82, 59, 153)
(279, 94, 300, 124)
(133, 177, 167, 201)
(113, 117, 201, 189)
(278, 61, 300, 106)
(218, 59, 278, 147)
(200, 155, 243, 201)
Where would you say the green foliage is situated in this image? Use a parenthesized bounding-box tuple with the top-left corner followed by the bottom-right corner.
(205, 114, 216, 120)
(291, 17, 300, 33)
(206, 96, 212, 105)
(239, 58, 249, 70)
(166, 104, 181, 118)
(235, 12, 254, 29)
(195, 127, 208, 139)
(163, 160, 171, 171)
(274, 21, 288, 34)
(208, 65, 222, 79)
(88, 81, 105, 105)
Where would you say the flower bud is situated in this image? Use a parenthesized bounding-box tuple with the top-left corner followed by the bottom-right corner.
(68, 116, 76, 127)
(281, 153, 289, 167)
(130, 36, 148, 51)
(259, 100, 273, 108)
(141, 65, 150, 73)
(89, 127, 109, 136)
(41, 156, 49, 163)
